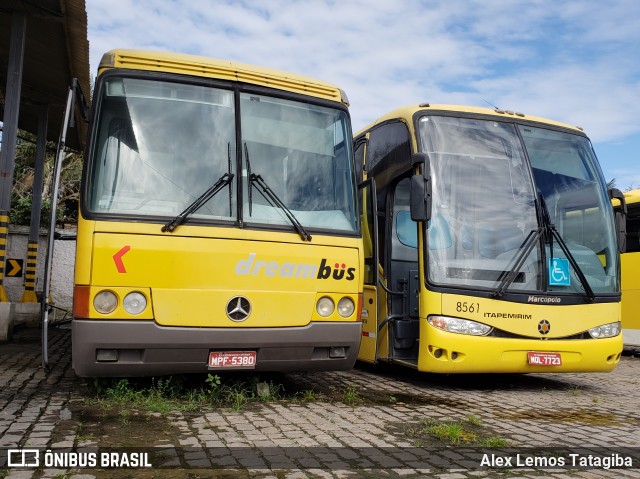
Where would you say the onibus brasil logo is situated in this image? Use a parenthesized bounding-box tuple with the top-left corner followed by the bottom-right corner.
(236, 253, 355, 280)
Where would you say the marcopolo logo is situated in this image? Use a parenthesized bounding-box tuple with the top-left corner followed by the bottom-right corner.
(528, 296, 562, 304)
(235, 253, 355, 281)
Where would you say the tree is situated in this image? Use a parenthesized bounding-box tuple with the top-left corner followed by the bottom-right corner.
(9, 129, 82, 227)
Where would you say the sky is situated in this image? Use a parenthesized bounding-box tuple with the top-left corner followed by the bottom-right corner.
(85, 0, 640, 190)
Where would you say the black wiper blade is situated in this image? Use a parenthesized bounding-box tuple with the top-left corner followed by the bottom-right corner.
(548, 225, 596, 302)
(161, 173, 234, 233)
(492, 228, 542, 298)
(250, 173, 312, 242)
(537, 194, 595, 302)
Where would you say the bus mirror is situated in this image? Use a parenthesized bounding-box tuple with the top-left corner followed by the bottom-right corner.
(615, 210, 627, 253)
(410, 174, 431, 222)
(609, 188, 627, 253)
(412, 152, 429, 167)
(609, 188, 627, 215)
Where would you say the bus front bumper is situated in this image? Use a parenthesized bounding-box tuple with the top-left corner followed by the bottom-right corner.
(72, 319, 361, 377)
(418, 327, 623, 374)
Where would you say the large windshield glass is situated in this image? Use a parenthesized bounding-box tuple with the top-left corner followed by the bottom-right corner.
(417, 115, 619, 295)
(241, 93, 357, 232)
(418, 116, 540, 292)
(522, 125, 618, 294)
(87, 77, 237, 220)
(86, 77, 358, 234)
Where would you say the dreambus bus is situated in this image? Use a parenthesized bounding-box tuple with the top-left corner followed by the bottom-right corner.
(614, 189, 640, 347)
(355, 104, 624, 373)
(72, 49, 362, 377)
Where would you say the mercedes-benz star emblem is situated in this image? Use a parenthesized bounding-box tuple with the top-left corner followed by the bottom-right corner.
(226, 296, 251, 322)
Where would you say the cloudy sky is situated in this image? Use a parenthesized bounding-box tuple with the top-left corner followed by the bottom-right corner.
(86, 0, 640, 190)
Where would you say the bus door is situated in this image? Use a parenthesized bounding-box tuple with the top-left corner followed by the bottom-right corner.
(358, 177, 380, 362)
(385, 177, 420, 366)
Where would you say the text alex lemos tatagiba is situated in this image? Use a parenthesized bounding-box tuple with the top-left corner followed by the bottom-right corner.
(481, 453, 634, 469)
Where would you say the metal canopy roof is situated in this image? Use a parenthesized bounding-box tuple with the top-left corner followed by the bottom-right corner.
(0, 0, 90, 151)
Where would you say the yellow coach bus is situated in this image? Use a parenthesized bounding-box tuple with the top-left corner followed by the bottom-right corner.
(615, 189, 640, 347)
(355, 104, 623, 373)
(72, 50, 362, 377)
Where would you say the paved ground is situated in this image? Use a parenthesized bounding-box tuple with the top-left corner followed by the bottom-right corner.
(1, 325, 639, 478)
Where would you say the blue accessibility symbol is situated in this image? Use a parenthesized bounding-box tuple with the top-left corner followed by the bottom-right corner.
(548, 258, 570, 286)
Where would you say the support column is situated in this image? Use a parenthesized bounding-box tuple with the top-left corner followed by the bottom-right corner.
(20, 105, 48, 303)
(0, 12, 27, 303)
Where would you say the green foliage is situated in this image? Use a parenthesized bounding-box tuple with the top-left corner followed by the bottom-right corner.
(342, 385, 363, 407)
(9, 195, 55, 227)
(9, 130, 82, 226)
(88, 374, 291, 413)
(406, 418, 510, 447)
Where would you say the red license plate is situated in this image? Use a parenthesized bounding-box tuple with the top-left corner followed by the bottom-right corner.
(209, 351, 256, 369)
(528, 351, 562, 366)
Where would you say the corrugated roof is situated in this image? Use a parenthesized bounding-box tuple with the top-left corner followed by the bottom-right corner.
(0, 0, 90, 151)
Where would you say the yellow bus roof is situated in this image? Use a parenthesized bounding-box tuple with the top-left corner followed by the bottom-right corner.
(624, 189, 640, 205)
(612, 189, 640, 208)
(356, 103, 586, 136)
(98, 49, 347, 105)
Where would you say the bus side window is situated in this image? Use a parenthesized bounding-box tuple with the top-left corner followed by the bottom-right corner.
(628, 209, 640, 253)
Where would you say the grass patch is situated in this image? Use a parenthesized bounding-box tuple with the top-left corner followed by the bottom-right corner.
(342, 385, 363, 407)
(88, 373, 328, 413)
(568, 385, 583, 396)
(293, 388, 325, 403)
(405, 417, 510, 447)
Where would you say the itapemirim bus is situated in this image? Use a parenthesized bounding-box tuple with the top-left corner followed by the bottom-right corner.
(356, 104, 623, 373)
(72, 50, 362, 377)
(615, 189, 640, 347)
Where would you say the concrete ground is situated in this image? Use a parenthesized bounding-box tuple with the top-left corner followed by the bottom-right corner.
(1, 325, 639, 478)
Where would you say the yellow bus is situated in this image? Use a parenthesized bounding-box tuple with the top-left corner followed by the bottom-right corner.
(72, 50, 362, 377)
(356, 104, 623, 373)
(616, 189, 640, 347)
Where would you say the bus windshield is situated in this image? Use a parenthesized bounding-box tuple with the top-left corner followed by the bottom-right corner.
(86, 76, 358, 234)
(416, 115, 619, 295)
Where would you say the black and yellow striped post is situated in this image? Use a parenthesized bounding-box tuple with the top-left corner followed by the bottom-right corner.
(20, 240, 38, 302)
(0, 213, 10, 302)
(19, 104, 49, 303)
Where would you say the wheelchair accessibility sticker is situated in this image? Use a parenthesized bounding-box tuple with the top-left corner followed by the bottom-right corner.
(549, 258, 570, 286)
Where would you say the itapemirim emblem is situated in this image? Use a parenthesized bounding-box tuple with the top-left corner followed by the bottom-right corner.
(538, 319, 551, 335)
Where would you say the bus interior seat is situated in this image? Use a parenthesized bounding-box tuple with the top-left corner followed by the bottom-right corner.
(395, 210, 418, 249)
(427, 214, 452, 250)
(479, 226, 526, 258)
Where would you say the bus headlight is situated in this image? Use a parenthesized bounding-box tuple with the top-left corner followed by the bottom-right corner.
(428, 315, 492, 336)
(337, 297, 355, 317)
(94, 291, 117, 314)
(316, 297, 335, 317)
(588, 322, 621, 339)
(123, 292, 147, 315)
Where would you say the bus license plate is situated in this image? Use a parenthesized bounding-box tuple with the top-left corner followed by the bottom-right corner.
(209, 351, 256, 369)
(528, 351, 562, 366)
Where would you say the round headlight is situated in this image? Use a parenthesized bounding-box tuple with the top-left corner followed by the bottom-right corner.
(337, 297, 355, 318)
(316, 297, 335, 317)
(123, 292, 147, 315)
(94, 290, 117, 314)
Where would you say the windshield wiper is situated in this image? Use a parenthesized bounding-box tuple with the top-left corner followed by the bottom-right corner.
(492, 194, 595, 301)
(492, 227, 543, 298)
(244, 143, 311, 241)
(161, 172, 234, 232)
(538, 195, 595, 302)
(250, 173, 312, 242)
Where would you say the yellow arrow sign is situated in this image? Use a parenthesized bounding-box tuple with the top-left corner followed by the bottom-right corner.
(6, 259, 23, 277)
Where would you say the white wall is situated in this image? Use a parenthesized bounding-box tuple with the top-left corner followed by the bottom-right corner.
(6, 226, 75, 312)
